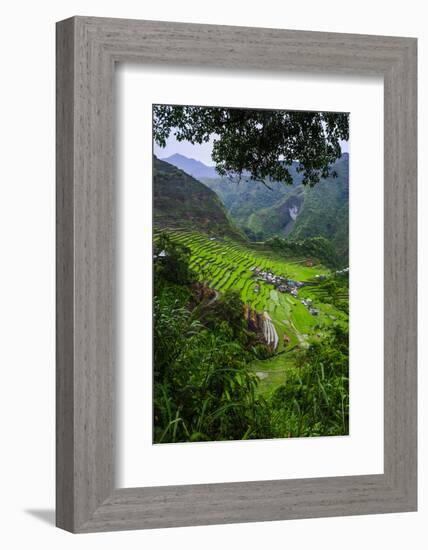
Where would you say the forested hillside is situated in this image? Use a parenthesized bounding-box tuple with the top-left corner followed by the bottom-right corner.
(164, 154, 349, 265)
(153, 156, 242, 239)
(154, 106, 349, 444)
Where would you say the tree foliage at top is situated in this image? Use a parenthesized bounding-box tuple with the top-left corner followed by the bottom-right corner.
(153, 105, 349, 187)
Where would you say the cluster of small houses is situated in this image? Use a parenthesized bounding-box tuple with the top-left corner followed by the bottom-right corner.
(300, 297, 319, 316)
(335, 266, 349, 276)
(250, 266, 320, 316)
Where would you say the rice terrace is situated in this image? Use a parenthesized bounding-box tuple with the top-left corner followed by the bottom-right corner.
(152, 104, 350, 444)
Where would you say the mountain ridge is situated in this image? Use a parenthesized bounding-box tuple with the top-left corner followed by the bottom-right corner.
(161, 153, 219, 179)
(153, 156, 242, 239)
(162, 153, 349, 263)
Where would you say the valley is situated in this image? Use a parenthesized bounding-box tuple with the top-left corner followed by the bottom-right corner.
(164, 152, 349, 266)
(152, 109, 349, 443)
(154, 226, 348, 396)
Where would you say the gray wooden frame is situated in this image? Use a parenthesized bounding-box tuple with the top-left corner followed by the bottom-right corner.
(56, 16, 417, 533)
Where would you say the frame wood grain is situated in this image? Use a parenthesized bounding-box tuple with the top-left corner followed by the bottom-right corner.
(56, 16, 417, 533)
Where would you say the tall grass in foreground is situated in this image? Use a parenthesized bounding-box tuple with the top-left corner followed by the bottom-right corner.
(270, 325, 349, 438)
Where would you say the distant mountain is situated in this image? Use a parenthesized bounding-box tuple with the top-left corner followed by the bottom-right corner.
(161, 153, 218, 179)
(153, 156, 241, 238)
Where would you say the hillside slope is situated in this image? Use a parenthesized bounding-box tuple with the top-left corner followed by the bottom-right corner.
(163, 153, 349, 265)
(289, 154, 349, 261)
(153, 156, 242, 238)
(201, 155, 349, 263)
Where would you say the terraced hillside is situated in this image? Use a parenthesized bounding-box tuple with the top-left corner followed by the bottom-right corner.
(156, 228, 348, 394)
(153, 156, 243, 239)
(164, 154, 349, 265)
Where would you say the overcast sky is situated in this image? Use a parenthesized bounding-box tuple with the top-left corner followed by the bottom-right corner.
(154, 133, 349, 166)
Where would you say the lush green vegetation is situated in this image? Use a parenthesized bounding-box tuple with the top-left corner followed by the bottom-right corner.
(154, 229, 347, 353)
(266, 235, 340, 269)
(286, 154, 349, 263)
(201, 171, 300, 235)
(159, 152, 349, 266)
(201, 154, 349, 265)
(154, 105, 348, 185)
(153, 233, 349, 443)
(152, 108, 349, 443)
(153, 156, 243, 239)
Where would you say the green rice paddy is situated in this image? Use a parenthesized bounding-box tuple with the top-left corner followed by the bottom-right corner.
(156, 229, 348, 395)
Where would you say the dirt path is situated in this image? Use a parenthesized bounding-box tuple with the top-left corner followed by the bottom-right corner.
(289, 318, 309, 349)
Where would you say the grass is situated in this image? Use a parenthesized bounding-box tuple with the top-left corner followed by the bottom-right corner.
(250, 351, 299, 395)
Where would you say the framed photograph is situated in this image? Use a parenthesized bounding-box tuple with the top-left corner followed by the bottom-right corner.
(151, 102, 351, 446)
(56, 16, 417, 532)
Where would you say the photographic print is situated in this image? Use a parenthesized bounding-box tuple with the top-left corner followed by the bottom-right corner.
(152, 104, 349, 444)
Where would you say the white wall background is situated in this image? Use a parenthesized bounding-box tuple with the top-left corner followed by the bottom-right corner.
(0, 1, 425, 548)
